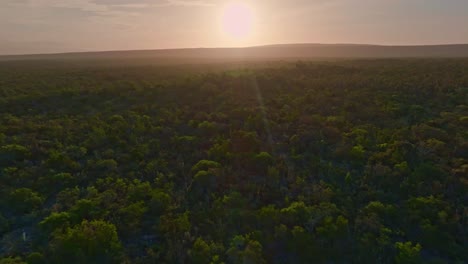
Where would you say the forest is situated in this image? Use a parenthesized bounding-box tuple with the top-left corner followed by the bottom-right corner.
(0, 59, 467, 263)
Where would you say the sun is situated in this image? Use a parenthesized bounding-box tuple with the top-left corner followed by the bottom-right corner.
(220, 2, 255, 42)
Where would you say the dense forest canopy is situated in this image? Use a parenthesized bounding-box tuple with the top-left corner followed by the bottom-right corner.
(0, 59, 467, 263)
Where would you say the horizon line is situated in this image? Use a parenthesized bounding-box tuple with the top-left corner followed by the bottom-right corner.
(2, 42, 468, 57)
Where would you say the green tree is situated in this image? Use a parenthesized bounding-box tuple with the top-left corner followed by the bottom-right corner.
(25, 252, 45, 264)
(0, 257, 26, 264)
(39, 212, 71, 233)
(50, 220, 123, 264)
(8, 188, 43, 215)
(395, 241, 422, 264)
(226, 235, 265, 264)
(190, 238, 211, 264)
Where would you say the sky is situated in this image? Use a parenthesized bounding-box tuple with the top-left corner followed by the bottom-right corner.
(1, 0, 468, 55)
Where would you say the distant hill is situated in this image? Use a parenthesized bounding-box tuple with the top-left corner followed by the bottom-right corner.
(1, 44, 468, 62)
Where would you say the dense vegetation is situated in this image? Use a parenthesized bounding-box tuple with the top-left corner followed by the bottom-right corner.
(0, 59, 467, 263)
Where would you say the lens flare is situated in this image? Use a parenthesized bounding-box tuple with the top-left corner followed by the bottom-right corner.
(221, 2, 255, 41)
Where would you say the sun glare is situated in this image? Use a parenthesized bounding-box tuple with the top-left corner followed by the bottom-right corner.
(221, 2, 255, 43)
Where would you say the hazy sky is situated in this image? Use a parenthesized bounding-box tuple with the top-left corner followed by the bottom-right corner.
(1, 0, 468, 55)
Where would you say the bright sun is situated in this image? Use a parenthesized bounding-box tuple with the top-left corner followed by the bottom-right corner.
(221, 2, 255, 42)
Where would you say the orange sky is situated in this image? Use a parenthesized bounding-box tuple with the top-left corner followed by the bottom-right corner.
(1, 0, 468, 55)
